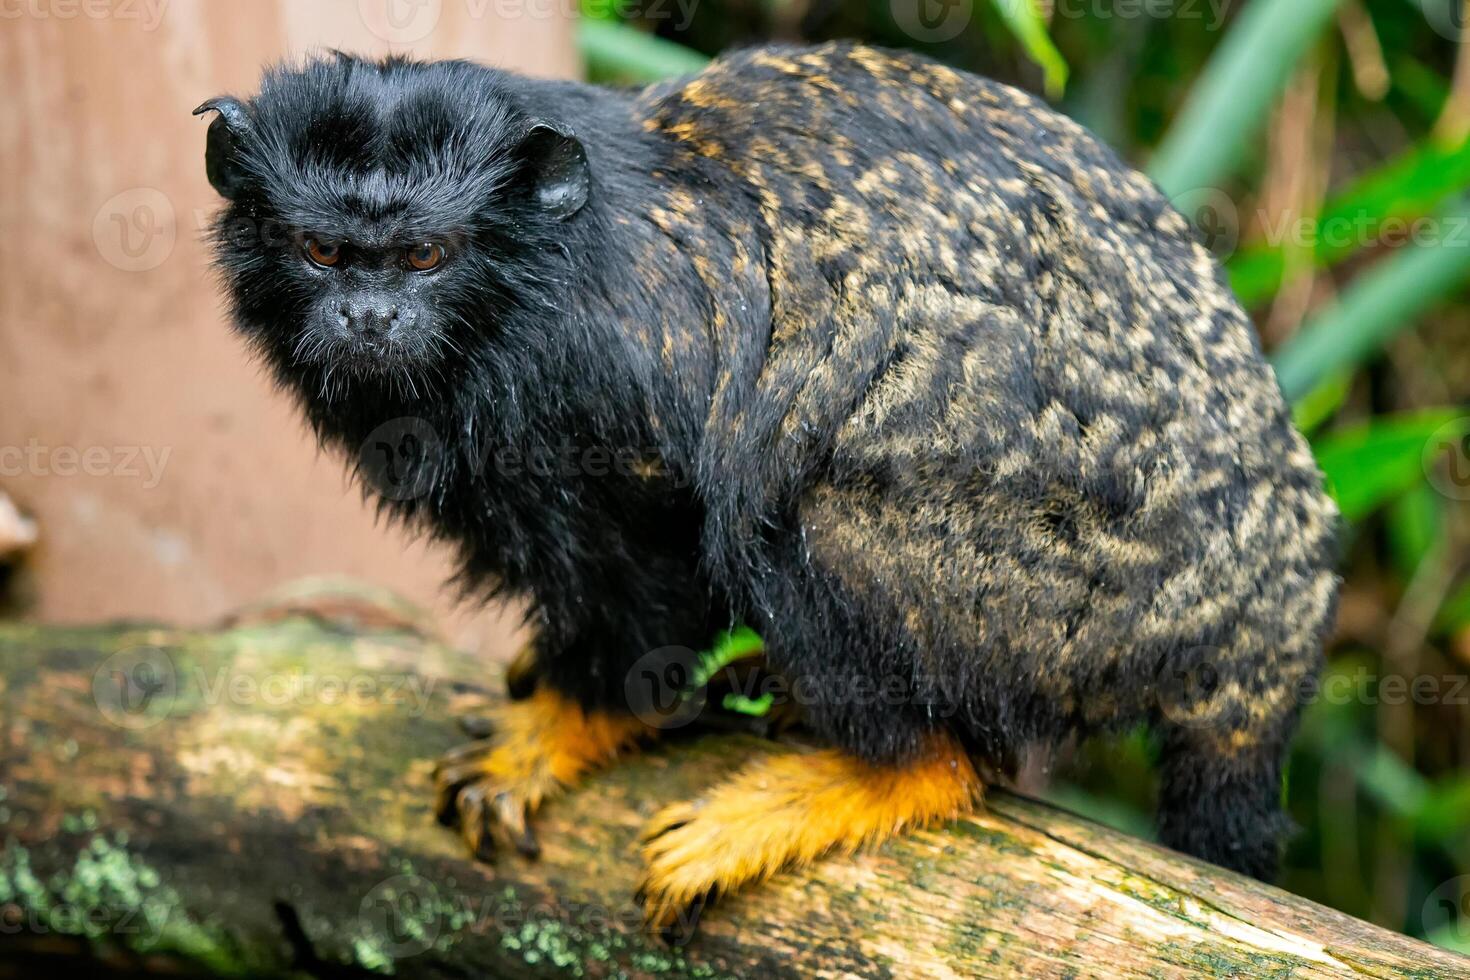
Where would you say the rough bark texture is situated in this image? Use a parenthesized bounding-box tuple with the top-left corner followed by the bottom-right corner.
(0, 581, 1463, 978)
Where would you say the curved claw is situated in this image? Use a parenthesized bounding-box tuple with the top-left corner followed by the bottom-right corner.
(637, 886, 712, 947)
(431, 738, 546, 863)
(491, 791, 541, 858)
(432, 742, 494, 827)
(428, 690, 650, 871)
(638, 800, 700, 843)
(456, 713, 497, 739)
(455, 781, 499, 862)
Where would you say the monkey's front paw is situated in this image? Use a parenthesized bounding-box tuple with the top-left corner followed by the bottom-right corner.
(429, 689, 649, 864)
(433, 737, 548, 861)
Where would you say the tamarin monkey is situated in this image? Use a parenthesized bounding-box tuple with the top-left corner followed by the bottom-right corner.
(198, 42, 1340, 942)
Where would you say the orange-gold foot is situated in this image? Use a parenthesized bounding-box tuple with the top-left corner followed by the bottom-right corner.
(433, 688, 648, 861)
(637, 737, 982, 943)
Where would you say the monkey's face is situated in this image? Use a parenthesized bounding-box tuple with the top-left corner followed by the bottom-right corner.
(196, 57, 589, 393)
(268, 227, 461, 379)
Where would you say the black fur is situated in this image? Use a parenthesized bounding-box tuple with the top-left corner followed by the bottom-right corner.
(201, 43, 1340, 879)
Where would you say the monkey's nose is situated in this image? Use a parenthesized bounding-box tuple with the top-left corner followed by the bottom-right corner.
(339, 301, 399, 340)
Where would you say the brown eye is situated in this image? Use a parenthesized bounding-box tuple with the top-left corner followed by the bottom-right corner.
(406, 242, 446, 271)
(303, 237, 341, 267)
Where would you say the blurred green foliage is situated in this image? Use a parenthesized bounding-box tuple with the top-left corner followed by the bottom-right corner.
(579, 0, 1470, 951)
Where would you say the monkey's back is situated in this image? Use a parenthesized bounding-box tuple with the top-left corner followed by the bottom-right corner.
(636, 44, 1338, 755)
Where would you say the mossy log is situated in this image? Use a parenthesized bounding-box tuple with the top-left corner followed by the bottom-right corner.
(0, 581, 1463, 978)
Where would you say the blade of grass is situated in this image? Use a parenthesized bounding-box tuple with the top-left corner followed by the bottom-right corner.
(991, 0, 1069, 98)
(1387, 484, 1445, 579)
(1357, 740, 1431, 821)
(1390, 54, 1451, 122)
(1149, 0, 1346, 197)
(1292, 369, 1353, 436)
(1271, 196, 1470, 400)
(578, 20, 709, 84)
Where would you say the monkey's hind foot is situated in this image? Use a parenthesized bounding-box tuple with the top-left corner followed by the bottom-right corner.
(636, 738, 982, 944)
(433, 688, 648, 861)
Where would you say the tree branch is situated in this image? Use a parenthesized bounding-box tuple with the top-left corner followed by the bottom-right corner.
(0, 580, 1461, 978)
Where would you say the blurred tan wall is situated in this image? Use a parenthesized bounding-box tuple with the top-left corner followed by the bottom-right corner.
(0, 0, 578, 652)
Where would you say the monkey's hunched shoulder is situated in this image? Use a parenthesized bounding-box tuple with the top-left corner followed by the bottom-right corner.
(627, 43, 1327, 573)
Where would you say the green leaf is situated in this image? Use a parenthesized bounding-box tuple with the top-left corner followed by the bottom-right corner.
(1356, 740, 1430, 821)
(722, 692, 776, 716)
(1415, 777, 1470, 842)
(1291, 370, 1353, 436)
(1387, 484, 1444, 579)
(1149, 0, 1346, 198)
(1270, 196, 1470, 401)
(1310, 410, 1463, 521)
(578, 20, 709, 84)
(990, 0, 1069, 98)
(699, 627, 769, 714)
(1388, 54, 1450, 122)
(694, 626, 765, 686)
(1434, 581, 1470, 635)
(1228, 138, 1470, 306)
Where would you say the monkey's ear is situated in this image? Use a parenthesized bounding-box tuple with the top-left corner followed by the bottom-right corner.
(192, 96, 252, 200)
(518, 122, 589, 221)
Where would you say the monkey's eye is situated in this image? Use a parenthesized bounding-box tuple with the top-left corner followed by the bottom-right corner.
(405, 242, 447, 272)
(303, 238, 341, 268)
